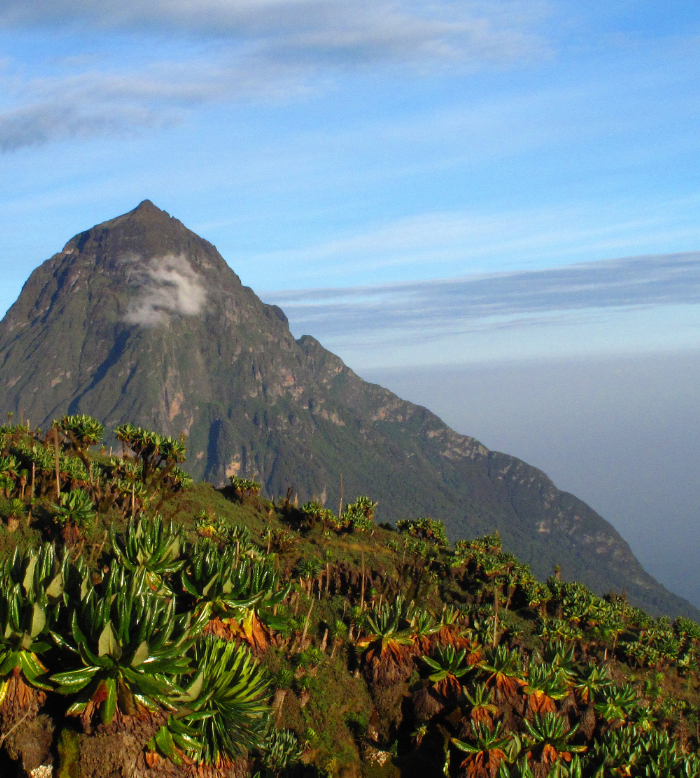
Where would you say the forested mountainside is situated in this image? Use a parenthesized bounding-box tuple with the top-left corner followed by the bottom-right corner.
(0, 201, 694, 620)
(1, 417, 700, 778)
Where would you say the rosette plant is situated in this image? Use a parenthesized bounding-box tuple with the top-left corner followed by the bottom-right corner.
(60, 458, 91, 492)
(230, 559, 290, 648)
(410, 609, 439, 652)
(261, 727, 305, 773)
(462, 683, 499, 727)
(434, 603, 471, 648)
(1, 498, 27, 531)
(182, 546, 290, 649)
(356, 595, 416, 684)
(115, 425, 186, 478)
(55, 414, 104, 481)
(115, 425, 188, 508)
(589, 726, 700, 777)
(299, 502, 338, 530)
(478, 646, 527, 700)
(396, 517, 448, 547)
(229, 524, 265, 559)
(110, 514, 185, 591)
(0, 455, 21, 496)
(149, 637, 271, 766)
(538, 618, 583, 644)
(229, 476, 262, 500)
(542, 643, 578, 684)
(594, 684, 638, 726)
(522, 713, 586, 772)
(160, 465, 193, 498)
(522, 664, 571, 715)
(0, 544, 65, 699)
(51, 563, 206, 725)
(357, 595, 416, 657)
(182, 545, 260, 618)
(296, 557, 323, 596)
(53, 488, 94, 529)
(573, 664, 611, 705)
(194, 511, 233, 542)
(423, 645, 472, 697)
(451, 721, 521, 777)
(342, 496, 377, 532)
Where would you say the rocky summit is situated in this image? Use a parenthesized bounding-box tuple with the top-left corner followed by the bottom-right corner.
(0, 200, 695, 618)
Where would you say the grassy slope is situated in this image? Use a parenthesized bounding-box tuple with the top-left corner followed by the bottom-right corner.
(2, 473, 700, 777)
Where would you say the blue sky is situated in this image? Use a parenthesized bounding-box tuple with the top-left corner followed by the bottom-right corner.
(1, 0, 700, 362)
(2, 1, 700, 602)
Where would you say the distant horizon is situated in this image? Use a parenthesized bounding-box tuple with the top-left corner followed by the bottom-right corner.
(361, 350, 700, 608)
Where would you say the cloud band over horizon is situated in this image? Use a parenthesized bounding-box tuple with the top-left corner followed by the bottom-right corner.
(262, 251, 700, 361)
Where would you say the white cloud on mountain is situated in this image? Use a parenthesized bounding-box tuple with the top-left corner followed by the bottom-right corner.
(124, 254, 207, 326)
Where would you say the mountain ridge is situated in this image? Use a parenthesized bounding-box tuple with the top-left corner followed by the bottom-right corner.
(0, 200, 696, 620)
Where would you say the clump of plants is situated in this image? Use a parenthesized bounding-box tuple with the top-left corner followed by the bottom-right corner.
(0, 418, 699, 778)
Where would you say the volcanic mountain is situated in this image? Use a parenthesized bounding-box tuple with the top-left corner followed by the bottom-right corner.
(0, 200, 694, 618)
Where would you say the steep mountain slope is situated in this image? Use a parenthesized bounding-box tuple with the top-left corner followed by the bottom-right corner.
(0, 200, 694, 618)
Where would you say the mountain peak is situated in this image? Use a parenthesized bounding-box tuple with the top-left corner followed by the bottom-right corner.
(122, 199, 173, 226)
(55, 202, 231, 283)
(63, 200, 175, 249)
(134, 198, 161, 212)
(0, 204, 697, 620)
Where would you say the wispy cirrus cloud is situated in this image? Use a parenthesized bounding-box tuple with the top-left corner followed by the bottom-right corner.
(0, 0, 549, 151)
(263, 251, 700, 340)
(0, 102, 167, 152)
(244, 202, 700, 287)
(0, 0, 546, 65)
(0, 56, 304, 151)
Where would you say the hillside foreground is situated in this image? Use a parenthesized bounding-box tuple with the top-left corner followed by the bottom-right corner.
(0, 417, 700, 777)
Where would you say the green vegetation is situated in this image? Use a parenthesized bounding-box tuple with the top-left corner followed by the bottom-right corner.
(0, 418, 700, 777)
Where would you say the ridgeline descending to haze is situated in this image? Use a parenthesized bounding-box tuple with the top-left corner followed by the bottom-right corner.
(0, 201, 695, 619)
